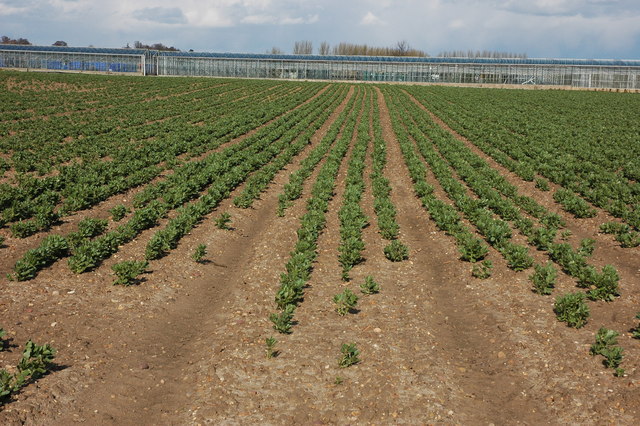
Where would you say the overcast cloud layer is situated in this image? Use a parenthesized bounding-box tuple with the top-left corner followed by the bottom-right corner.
(1, 0, 638, 58)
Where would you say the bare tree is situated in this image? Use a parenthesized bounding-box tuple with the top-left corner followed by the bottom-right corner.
(293, 40, 313, 55)
(269, 46, 284, 55)
(395, 40, 409, 56)
(318, 41, 330, 55)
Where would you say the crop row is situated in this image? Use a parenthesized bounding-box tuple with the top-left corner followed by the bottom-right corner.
(10, 83, 343, 279)
(270, 86, 364, 333)
(408, 86, 640, 237)
(0, 80, 324, 237)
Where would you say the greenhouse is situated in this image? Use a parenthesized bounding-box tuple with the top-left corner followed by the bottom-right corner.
(2, 44, 640, 89)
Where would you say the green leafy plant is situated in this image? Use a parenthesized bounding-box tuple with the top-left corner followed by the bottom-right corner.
(1, 340, 56, 404)
(529, 263, 557, 295)
(269, 304, 295, 334)
(578, 238, 596, 257)
(0, 328, 5, 352)
(585, 265, 620, 302)
(192, 244, 207, 263)
(500, 243, 534, 271)
(338, 343, 360, 368)
(384, 240, 408, 262)
(360, 276, 380, 295)
(265, 336, 278, 359)
(109, 205, 129, 222)
(471, 260, 493, 279)
(554, 292, 590, 328)
(111, 260, 148, 286)
(333, 288, 358, 315)
(590, 327, 624, 376)
(534, 177, 550, 191)
(334, 376, 344, 385)
(631, 313, 640, 339)
(214, 212, 232, 230)
(458, 235, 489, 263)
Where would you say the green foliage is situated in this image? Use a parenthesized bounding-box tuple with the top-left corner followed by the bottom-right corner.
(214, 212, 232, 230)
(631, 313, 640, 339)
(274, 276, 305, 310)
(600, 222, 640, 247)
(528, 227, 557, 251)
(109, 205, 129, 222)
(111, 260, 148, 286)
(590, 328, 624, 376)
(534, 177, 550, 191)
(560, 230, 572, 240)
(384, 240, 409, 262)
(577, 238, 596, 257)
(471, 260, 493, 279)
(458, 235, 489, 263)
(553, 189, 596, 218)
(585, 265, 620, 302)
(192, 244, 207, 263)
(269, 304, 295, 334)
(554, 292, 589, 328)
(499, 242, 534, 271)
(334, 288, 358, 316)
(265, 336, 278, 359)
(338, 343, 360, 368)
(0, 328, 5, 351)
(529, 263, 557, 295)
(12, 235, 69, 281)
(1, 340, 56, 405)
(360, 276, 380, 295)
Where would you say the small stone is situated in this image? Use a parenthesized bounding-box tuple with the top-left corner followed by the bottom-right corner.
(373, 328, 382, 333)
(52, 290, 60, 296)
(140, 363, 149, 370)
(497, 351, 506, 359)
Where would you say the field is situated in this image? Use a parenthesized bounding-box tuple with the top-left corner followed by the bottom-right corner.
(1, 70, 639, 424)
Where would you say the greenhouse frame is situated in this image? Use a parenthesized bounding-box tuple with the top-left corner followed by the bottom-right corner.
(2, 44, 640, 89)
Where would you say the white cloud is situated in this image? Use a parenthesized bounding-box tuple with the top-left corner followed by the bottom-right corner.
(360, 11, 385, 25)
(1, 0, 639, 58)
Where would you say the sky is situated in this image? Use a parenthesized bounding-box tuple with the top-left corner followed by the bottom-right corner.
(1, 0, 639, 59)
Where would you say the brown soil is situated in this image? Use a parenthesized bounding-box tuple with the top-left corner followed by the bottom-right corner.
(1, 83, 639, 425)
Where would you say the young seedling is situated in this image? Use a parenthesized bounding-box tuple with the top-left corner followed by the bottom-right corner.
(631, 313, 640, 339)
(360, 276, 380, 294)
(0, 328, 5, 352)
(269, 304, 295, 334)
(215, 212, 232, 230)
(554, 292, 589, 328)
(590, 327, 624, 376)
(265, 336, 278, 358)
(192, 244, 207, 263)
(109, 205, 129, 222)
(334, 288, 358, 315)
(534, 177, 550, 191)
(529, 262, 557, 295)
(334, 376, 344, 385)
(384, 240, 408, 262)
(111, 260, 148, 286)
(338, 343, 360, 368)
(471, 260, 493, 279)
(1, 340, 56, 403)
